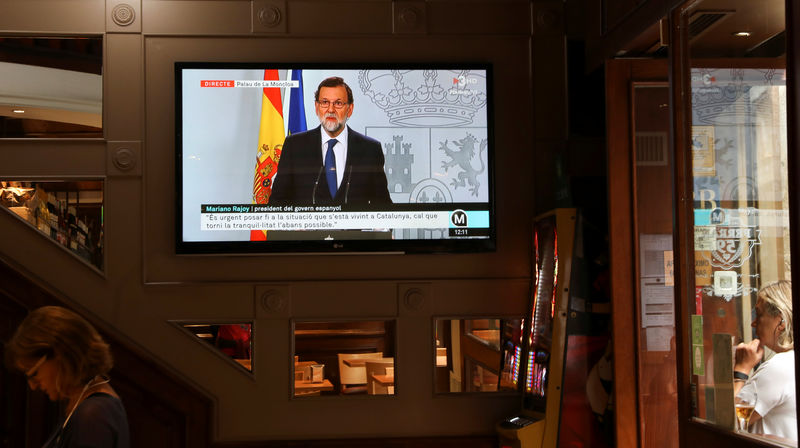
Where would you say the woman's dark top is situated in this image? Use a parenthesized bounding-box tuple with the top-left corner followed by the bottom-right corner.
(43, 393, 130, 448)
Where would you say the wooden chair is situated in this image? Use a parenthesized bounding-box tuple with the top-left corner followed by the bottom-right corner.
(436, 347, 448, 367)
(365, 358, 395, 395)
(337, 352, 383, 394)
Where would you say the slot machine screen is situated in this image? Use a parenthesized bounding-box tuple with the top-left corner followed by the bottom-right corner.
(524, 214, 559, 412)
(496, 209, 575, 448)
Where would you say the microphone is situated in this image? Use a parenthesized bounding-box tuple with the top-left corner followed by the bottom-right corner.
(312, 165, 323, 205)
(343, 164, 353, 204)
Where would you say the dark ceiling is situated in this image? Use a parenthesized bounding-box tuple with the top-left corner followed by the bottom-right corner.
(618, 0, 786, 59)
(0, 36, 102, 74)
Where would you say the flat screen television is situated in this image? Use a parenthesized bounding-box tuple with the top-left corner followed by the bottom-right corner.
(175, 63, 495, 254)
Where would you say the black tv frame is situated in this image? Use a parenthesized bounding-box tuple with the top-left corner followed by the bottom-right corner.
(175, 62, 496, 255)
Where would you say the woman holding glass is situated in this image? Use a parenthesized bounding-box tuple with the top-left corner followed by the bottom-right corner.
(733, 280, 795, 440)
(5, 306, 130, 448)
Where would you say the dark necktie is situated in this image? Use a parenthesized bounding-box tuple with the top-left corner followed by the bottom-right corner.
(325, 138, 338, 198)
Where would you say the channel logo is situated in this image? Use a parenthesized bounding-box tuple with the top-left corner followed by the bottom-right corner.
(452, 75, 477, 87)
(450, 209, 468, 227)
(690, 73, 716, 85)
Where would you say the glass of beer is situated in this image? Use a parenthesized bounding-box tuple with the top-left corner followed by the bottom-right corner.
(735, 384, 757, 433)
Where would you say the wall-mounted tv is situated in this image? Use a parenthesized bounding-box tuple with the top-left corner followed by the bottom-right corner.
(175, 63, 495, 254)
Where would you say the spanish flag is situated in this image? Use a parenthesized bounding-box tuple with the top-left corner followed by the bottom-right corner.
(250, 69, 285, 241)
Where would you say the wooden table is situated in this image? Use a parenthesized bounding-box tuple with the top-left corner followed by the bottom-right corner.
(369, 374, 395, 395)
(294, 379, 334, 394)
(343, 358, 367, 367)
(371, 374, 394, 386)
(235, 358, 252, 370)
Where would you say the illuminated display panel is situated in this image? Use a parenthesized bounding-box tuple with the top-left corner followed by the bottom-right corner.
(175, 63, 496, 254)
(523, 214, 559, 412)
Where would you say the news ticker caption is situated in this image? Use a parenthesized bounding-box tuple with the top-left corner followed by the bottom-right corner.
(200, 80, 299, 88)
(199, 205, 489, 232)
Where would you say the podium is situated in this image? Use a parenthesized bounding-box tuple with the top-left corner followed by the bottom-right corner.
(497, 208, 577, 448)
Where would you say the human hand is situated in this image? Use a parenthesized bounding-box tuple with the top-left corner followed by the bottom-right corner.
(734, 339, 763, 374)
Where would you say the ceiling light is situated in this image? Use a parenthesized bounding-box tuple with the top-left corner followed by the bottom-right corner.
(732, 31, 751, 37)
(12, 109, 25, 114)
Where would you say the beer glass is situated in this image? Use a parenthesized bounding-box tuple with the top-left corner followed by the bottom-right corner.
(735, 384, 757, 433)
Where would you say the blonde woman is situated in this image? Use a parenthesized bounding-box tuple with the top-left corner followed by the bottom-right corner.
(734, 280, 795, 440)
(5, 306, 129, 448)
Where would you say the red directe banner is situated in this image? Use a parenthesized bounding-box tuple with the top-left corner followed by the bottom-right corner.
(200, 80, 234, 87)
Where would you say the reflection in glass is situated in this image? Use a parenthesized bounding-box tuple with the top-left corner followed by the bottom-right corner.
(524, 214, 560, 408)
(434, 318, 523, 393)
(293, 320, 395, 398)
(0, 180, 104, 270)
(689, 65, 792, 437)
(0, 37, 103, 138)
(179, 323, 253, 371)
(685, 0, 793, 441)
(465, 319, 502, 350)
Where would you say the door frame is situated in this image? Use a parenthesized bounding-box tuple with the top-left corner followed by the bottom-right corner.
(670, 1, 800, 446)
(606, 57, 670, 448)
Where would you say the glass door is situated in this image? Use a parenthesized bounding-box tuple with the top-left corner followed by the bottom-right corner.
(675, 0, 795, 445)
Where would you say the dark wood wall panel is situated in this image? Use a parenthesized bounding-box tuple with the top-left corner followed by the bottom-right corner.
(0, 257, 499, 447)
(0, 0, 539, 443)
(0, 256, 212, 448)
(604, 0, 640, 33)
(215, 435, 497, 448)
(584, 0, 684, 69)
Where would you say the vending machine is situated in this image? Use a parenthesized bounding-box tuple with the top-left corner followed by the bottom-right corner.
(496, 208, 578, 448)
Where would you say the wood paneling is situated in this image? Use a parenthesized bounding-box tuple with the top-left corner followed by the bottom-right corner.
(584, 0, 684, 70)
(606, 59, 638, 448)
(605, 58, 669, 448)
(1, 0, 540, 442)
(604, 0, 641, 33)
(0, 257, 500, 447)
(0, 256, 213, 448)
(213, 435, 498, 448)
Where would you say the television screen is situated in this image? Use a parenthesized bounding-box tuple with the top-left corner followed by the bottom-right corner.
(175, 63, 495, 254)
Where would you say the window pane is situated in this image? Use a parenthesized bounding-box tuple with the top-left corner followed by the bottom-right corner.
(176, 322, 253, 371)
(0, 180, 104, 270)
(434, 318, 522, 394)
(292, 320, 395, 398)
(0, 37, 103, 138)
(686, 0, 793, 442)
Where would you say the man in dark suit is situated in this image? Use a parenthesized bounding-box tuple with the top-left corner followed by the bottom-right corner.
(270, 76, 391, 206)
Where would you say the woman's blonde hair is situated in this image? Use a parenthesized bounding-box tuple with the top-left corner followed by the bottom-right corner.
(4, 306, 113, 393)
(758, 280, 793, 351)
